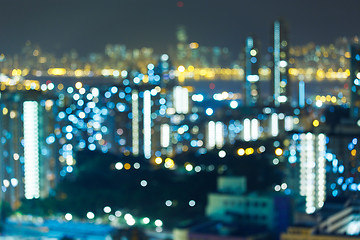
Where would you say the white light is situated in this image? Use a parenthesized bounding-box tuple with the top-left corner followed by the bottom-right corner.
(205, 108, 213, 116)
(126, 218, 136, 226)
(278, 96, 287, 103)
(87, 212, 95, 220)
(161, 124, 170, 148)
(243, 118, 251, 142)
(23, 101, 40, 199)
(246, 75, 259, 82)
(103, 206, 111, 214)
(140, 180, 148, 187)
(115, 162, 123, 170)
(144, 90, 152, 159)
(207, 121, 216, 149)
(142, 217, 150, 224)
(230, 100, 238, 109)
(115, 211, 122, 217)
(189, 200, 196, 207)
(155, 219, 163, 227)
(316, 100, 323, 108)
(161, 54, 169, 61)
(215, 122, 224, 148)
(271, 113, 279, 137)
(65, 213, 72, 221)
(10, 178, 18, 187)
(174, 86, 189, 114)
(279, 60, 287, 68)
(251, 119, 259, 140)
(165, 200, 172, 207)
(132, 91, 139, 156)
(218, 150, 226, 158)
(274, 185, 281, 191)
(284, 116, 294, 131)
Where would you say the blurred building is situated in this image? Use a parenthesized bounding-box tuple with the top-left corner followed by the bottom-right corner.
(205, 176, 293, 233)
(272, 20, 290, 106)
(281, 196, 360, 239)
(244, 36, 260, 106)
(350, 43, 360, 119)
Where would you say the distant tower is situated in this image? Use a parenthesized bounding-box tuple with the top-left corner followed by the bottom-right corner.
(272, 20, 290, 106)
(176, 25, 188, 63)
(244, 36, 260, 106)
(350, 43, 360, 119)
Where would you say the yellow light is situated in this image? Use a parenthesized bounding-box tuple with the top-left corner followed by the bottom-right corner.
(58, 84, 64, 90)
(75, 81, 83, 89)
(3, 108, 8, 115)
(245, 148, 254, 155)
(315, 95, 321, 101)
(351, 149, 356, 157)
(326, 95, 331, 102)
(188, 65, 195, 72)
(124, 163, 131, 170)
(155, 157, 163, 165)
(178, 66, 185, 73)
(313, 120, 320, 127)
(48, 68, 66, 76)
(345, 52, 351, 58)
(275, 148, 283, 156)
(237, 148, 245, 156)
(164, 158, 175, 169)
(189, 42, 199, 49)
(331, 96, 337, 103)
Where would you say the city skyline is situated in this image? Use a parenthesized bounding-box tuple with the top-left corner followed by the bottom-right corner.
(0, 0, 359, 55)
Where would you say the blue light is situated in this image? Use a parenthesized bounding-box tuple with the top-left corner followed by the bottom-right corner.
(154, 75, 160, 81)
(67, 87, 74, 94)
(123, 79, 130, 85)
(356, 54, 360, 61)
(339, 165, 344, 174)
(292, 134, 299, 141)
(58, 112, 65, 119)
(337, 177, 344, 185)
(88, 144, 96, 151)
(348, 143, 354, 150)
(77, 100, 84, 106)
(125, 87, 131, 93)
(353, 138, 358, 145)
(159, 98, 166, 104)
(342, 184, 347, 191)
(105, 92, 111, 98)
(330, 183, 336, 190)
(332, 159, 338, 167)
(148, 64, 155, 70)
(332, 190, 338, 197)
(116, 103, 126, 112)
(250, 57, 257, 63)
(46, 135, 55, 144)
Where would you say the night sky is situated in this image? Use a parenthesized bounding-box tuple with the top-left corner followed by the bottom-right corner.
(0, 0, 359, 55)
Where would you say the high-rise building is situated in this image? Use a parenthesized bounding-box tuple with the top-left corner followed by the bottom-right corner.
(350, 43, 360, 119)
(272, 20, 290, 106)
(244, 36, 260, 106)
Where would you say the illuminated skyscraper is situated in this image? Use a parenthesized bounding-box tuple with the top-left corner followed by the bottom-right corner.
(350, 43, 360, 119)
(244, 36, 260, 106)
(272, 20, 290, 106)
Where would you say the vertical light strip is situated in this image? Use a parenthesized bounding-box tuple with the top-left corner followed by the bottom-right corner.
(317, 134, 326, 208)
(299, 80, 305, 108)
(182, 87, 189, 114)
(251, 119, 259, 140)
(284, 116, 294, 132)
(143, 90, 151, 159)
(215, 121, 224, 148)
(271, 113, 279, 137)
(23, 101, 40, 199)
(274, 21, 281, 107)
(207, 121, 216, 149)
(161, 124, 170, 148)
(132, 91, 139, 156)
(243, 118, 251, 142)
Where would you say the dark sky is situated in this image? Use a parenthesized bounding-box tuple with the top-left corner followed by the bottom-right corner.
(0, 0, 359, 55)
